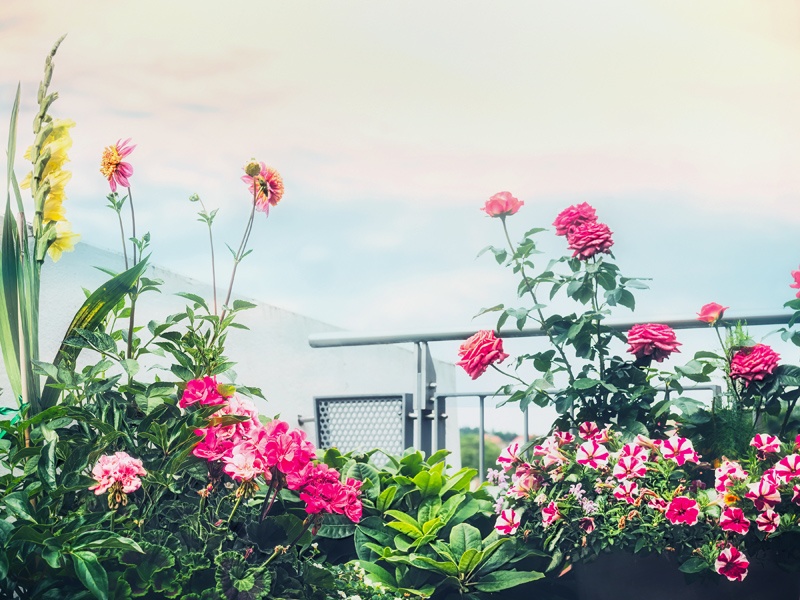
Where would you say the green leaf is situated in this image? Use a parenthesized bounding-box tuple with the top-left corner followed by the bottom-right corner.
(353, 561, 397, 588)
(3, 491, 36, 522)
(678, 557, 708, 574)
(412, 470, 443, 498)
(41, 259, 149, 409)
(377, 485, 398, 512)
(449, 523, 482, 558)
(458, 548, 484, 575)
(37, 439, 57, 490)
(473, 570, 544, 592)
(315, 513, 356, 539)
(407, 555, 459, 577)
(71, 551, 109, 600)
(572, 378, 598, 390)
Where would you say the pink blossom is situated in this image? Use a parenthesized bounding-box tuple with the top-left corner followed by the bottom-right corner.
(730, 344, 780, 386)
(613, 455, 647, 480)
(719, 507, 750, 535)
(665, 496, 699, 525)
(659, 436, 699, 466)
(774, 455, 800, 484)
(223, 440, 265, 481)
(542, 501, 561, 528)
(612, 479, 639, 504)
(497, 442, 521, 472)
(750, 433, 781, 454)
(756, 508, 779, 533)
(697, 302, 729, 325)
(647, 495, 668, 512)
(793, 485, 800, 505)
(745, 479, 781, 511)
(456, 330, 509, 380)
(193, 426, 235, 461)
(553, 203, 597, 236)
(566, 221, 614, 260)
(241, 162, 284, 215)
(579, 517, 595, 533)
(790, 267, 800, 298)
(626, 324, 681, 363)
(89, 451, 146, 495)
(715, 546, 749, 582)
(576, 440, 610, 470)
(495, 508, 523, 535)
(715, 459, 748, 492)
(179, 376, 228, 408)
(507, 471, 542, 500)
(553, 430, 575, 445)
(482, 191, 524, 218)
(100, 138, 135, 192)
(578, 421, 600, 441)
(620, 442, 650, 463)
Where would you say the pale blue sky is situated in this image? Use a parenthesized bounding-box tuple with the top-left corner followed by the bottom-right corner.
(2, 1, 799, 432)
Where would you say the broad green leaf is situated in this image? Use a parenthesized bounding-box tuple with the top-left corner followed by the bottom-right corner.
(353, 560, 397, 588)
(377, 485, 397, 512)
(412, 470, 443, 498)
(473, 569, 544, 592)
(386, 521, 423, 539)
(37, 439, 56, 489)
(407, 555, 458, 577)
(71, 550, 109, 600)
(417, 496, 441, 524)
(315, 513, 356, 539)
(449, 523, 482, 558)
(3, 491, 36, 522)
(458, 548, 484, 575)
(679, 557, 708, 573)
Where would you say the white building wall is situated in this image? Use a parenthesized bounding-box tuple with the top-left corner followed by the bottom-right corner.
(3, 242, 460, 465)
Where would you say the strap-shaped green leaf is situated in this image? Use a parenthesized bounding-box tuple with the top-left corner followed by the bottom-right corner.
(40, 258, 149, 409)
(0, 205, 21, 397)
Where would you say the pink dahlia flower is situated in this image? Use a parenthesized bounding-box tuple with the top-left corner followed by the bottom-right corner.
(482, 191, 524, 218)
(719, 507, 750, 535)
(180, 376, 228, 408)
(456, 330, 509, 380)
(89, 451, 146, 495)
(665, 496, 699, 525)
(495, 508, 523, 535)
(791, 267, 800, 298)
(697, 302, 729, 325)
(100, 138, 135, 192)
(626, 323, 681, 363)
(715, 546, 749, 582)
(730, 344, 780, 385)
(566, 221, 614, 260)
(756, 508, 779, 533)
(553, 202, 597, 236)
(241, 162, 284, 215)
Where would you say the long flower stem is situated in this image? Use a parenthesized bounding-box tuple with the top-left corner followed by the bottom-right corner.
(590, 258, 605, 380)
(126, 187, 138, 360)
(501, 218, 576, 384)
(490, 363, 529, 386)
(116, 209, 129, 270)
(715, 324, 742, 408)
(259, 475, 279, 522)
(220, 186, 258, 323)
(198, 198, 218, 316)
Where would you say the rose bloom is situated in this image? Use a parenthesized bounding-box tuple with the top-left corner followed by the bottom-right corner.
(791, 267, 800, 298)
(456, 330, 509, 380)
(715, 546, 749, 582)
(697, 302, 729, 325)
(730, 344, 780, 385)
(100, 138, 135, 192)
(665, 496, 699, 526)
(241, 162, 284, 215)
(482, 191, 524, 218)
(495, 508, 523, 535)
(566, 221, 614, 260)
(626, 323, 681, 363)
(719, 507, 750, 535)
(553, 202, 598, 236)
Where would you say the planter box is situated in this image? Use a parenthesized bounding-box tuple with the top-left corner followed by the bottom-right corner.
(571, 552, 800, 600)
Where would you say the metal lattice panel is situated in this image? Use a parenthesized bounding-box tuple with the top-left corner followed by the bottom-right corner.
(315, 395, 412, 466)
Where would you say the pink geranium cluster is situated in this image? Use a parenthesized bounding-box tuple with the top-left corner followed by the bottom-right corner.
(187, 378, 362, 523)
(89, 451, 147, 508)
(626, 323, 681, 363)
(491, 424, 800, 583)
(729, 343, 780, 386)
(179, 375, 230, 408)
(552, 203, 614, 260)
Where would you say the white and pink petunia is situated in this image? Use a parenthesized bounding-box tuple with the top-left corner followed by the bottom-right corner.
(613, 455, 647, 480)
(576, 440, 610, 470)
(578, 421, 600, 441)
(756, 508, 779, 533)
(775, 454, 800, 483)
(659, 435, 699, 466)
(750, 433, 781, 455)
(542, 501, 561, 528)
(612, 479, 639, 504)
(495, 508, 523, 535)
(745, 478, 781, 512)
(619, 442, 649, 463)
(497, 442, 521, 472)
(715, 459, 748, 492)
(715, 546, 749, 582)
(719, 507, 750, 535)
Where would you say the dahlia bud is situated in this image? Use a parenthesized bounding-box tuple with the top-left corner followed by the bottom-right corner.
(244, 160, 261, 177)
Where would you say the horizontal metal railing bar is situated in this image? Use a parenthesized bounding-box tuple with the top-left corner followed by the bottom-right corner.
(308, 314, 792, 348)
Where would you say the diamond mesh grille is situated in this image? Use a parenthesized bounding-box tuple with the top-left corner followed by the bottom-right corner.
(316, 395, 409, 467)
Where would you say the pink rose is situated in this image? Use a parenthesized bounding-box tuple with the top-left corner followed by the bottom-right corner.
(730, 344, 780, 385)
(626, 323, 681, 363)
(553, 202, 598, 236)
(697, 302, 729, 325)
(456, 330, 509, 380)
(715, 546, 749, 582)
(566, 221, 614, 260)
(790, 267, 800, 298)
(482, 191, 524, 218)
(665, 496, 699, 525)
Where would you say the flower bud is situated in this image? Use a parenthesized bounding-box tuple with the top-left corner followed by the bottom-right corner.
(244, 160, 261, 177)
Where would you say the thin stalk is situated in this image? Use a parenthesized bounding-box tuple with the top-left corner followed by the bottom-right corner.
(715, 324, 742, 408)
(220, 186, 258, 323)
(126, 187, 137, 360)
(116, 207, 129, 270)
(128, 188, 137, 266)
(227, 491, 245, 525)
(590, 258, 605, 380)
(490, 363, 529, 386)
(259, 474, 279, 522)
(501, 218, 576, 383)
(198, 198, 218, 315)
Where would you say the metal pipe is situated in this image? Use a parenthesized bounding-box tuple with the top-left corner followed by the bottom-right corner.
(308, 314, 791, 348)
(478, 395, 486, 483)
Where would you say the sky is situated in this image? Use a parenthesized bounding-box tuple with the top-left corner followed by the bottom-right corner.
(2, 1, 800, 433)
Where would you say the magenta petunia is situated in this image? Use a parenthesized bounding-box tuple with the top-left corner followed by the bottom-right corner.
(612, 479, 639, 504)
(750, 433, 781, 455)
(542, 501, 561, 528)
(775, 454, 800, 484)
(665, 496, 699, 525)
(745, 479, 781, 512)
(613, 455, 647, 480)
(715, 546, 749, 582)
(719, 507, 750, 535)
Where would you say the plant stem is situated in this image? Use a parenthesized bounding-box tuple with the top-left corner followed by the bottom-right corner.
(128, 188, 137, 266)
(227, 489, 245, 525)
(198, 198, 218, 316)
(501, 218, 576, 384)
(259, 474, 279, 522)
(220, 186, 258, 323)
(115, 201, 129, 270)
(125, 187, 138, 360)
(714, 324, 742, 408)
(490, 363, 529, 386)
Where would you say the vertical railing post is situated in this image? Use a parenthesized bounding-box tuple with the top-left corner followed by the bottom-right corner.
(524, 406, 529, 442)
(478, 395, 486, 482)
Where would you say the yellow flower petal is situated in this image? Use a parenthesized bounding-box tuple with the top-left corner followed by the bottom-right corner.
(47, 221, 80, 262)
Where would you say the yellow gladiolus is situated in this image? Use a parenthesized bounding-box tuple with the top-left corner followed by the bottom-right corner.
(47, 221, 80, 262)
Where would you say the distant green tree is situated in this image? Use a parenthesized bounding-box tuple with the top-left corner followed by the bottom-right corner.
(459, 429, 503, 475)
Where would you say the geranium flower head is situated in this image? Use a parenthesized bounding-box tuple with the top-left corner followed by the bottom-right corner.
(180, 376, 229, 408)
(241, 161, 284, 215)
(482, 191, 524, 218)
(715, 546, 749, 582)
(566, 220, 614, 260)
(89, 451, 146, 508)
(790, 267, 800, 298)
(730, 344, 780, 386)
(100, 138, 135, 192)
(553, 202, 598, 236)
(456, 330, 508, 380)
(697, 302, 729, 325)
(495, 508, 522, 535)
(626, 323, 681, 363)
(665, 496, 699, 525)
